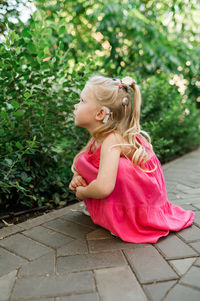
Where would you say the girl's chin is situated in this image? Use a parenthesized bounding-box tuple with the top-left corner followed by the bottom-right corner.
(74, 120, 81, 127)
(74, 122, 87, 129)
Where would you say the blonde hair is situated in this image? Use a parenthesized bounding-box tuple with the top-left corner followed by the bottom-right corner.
(71, 74, 157, 174)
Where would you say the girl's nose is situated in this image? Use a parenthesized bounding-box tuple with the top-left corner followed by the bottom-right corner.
(74, 104, 77, 110)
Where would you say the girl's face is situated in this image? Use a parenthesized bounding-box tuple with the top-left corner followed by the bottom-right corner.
(73, 85, 101, 131)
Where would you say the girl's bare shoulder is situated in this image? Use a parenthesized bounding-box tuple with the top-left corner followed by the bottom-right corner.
(103, 131, 123, 145)
(102, 132, 127, 152)
(103, 131, 132, 157)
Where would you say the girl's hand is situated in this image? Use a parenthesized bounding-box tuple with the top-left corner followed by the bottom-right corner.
(69, 175, 87, 191)
(75, 186, 87, 200)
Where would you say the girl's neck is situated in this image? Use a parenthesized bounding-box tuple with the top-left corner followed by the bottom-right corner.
(92, 131, 114, 144)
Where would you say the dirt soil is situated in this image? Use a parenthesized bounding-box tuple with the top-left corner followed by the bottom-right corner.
(0, 200, 79, 229)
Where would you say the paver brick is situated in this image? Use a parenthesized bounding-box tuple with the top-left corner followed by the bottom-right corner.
(177, 225, 200, 242)
(61, 210, 97, 229)
(57, 250, 127, 273)
(181, 179, 200, 189)
(17, 213, 55, 230)
(95, 265, 147, 301)
(170, 198, 200, 206)
(27, 299, 53, 301)
(11, 272, 95, 300)
(169, 258, 196, 276)
(0, 233, 52, 260)
(155, 233, 197, 259)
(18, 251, 55, 278)
(23, 225, 74, 249)
(0, 224, 22, 239)
(180, 204, 197, 211)
(43, 218, 92, 239)
(88, 238, 148, 253)
(176, 184, 200, 195)
(0, 270, 17, 301)
(15, 204, 81, 231)
(124, 245, 178, 284)
(180, 266, 200, 289)
(0, 247, 27, 277)
(193, 210, 200, 227)
(189, 241, 200, 253)
(193, 204, 200, 210)
(86, 228, 113, 240)
(164, 284, 200, 301)
(194, 257, 200, 266)
(57, 239, 89, 256)
(174, 198, 200, 205)
(56, 293, 99, 301)
(143, 280, 176, 301)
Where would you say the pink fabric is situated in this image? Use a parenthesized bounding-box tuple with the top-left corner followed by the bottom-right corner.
(75, 134, 195, 243)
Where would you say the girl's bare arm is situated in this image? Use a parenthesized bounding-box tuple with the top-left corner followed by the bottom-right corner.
(78, 133, 121, 199)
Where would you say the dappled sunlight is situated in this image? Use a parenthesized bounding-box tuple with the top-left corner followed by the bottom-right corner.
(169, 74, 188, 95)
(91, 32, 104, 42)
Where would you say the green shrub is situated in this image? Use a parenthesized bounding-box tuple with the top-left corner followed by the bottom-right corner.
(140, 73, 200, 162)
(0, 16, 92, 211)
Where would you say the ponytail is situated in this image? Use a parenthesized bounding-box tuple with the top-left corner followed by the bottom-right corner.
(129, 84, 141, 133)
(122, 82, 157, 173)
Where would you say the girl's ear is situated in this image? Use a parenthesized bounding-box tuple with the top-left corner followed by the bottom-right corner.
(95, 107, 107, 121)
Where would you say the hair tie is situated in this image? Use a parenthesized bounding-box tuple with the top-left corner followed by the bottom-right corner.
(121, 76, 136, 88)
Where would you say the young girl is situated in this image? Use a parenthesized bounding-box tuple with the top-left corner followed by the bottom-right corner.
(69, 74, 195, 243)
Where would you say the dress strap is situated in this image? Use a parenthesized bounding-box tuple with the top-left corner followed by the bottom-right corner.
(88, 139, 95, 153)
(89, 132, 112, 154)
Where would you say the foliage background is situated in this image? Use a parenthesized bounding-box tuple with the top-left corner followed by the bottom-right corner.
(0, 0, 200, 211)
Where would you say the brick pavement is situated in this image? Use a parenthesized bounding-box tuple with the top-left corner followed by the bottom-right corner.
(0, 146, 200, 301)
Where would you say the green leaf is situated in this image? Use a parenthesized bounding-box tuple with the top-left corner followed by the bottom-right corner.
(10, 31, 19, 42)
(0, 129, 4, 135)
(24, 92, 30, 98)
(16, 141, 23, 149)
(37, 50, 44, 59)
(32, 11, 37, 21)
(46, 28, 52, 36)
(11, 101, 19, 108)
(5, 158, 13, 166)
(20, 172, 28, 181)
(14, 110, 25, 117)
(44, 47, 49, 54)
(36, 56, 42, 64)
(27, 43, 37, 54)
(6, 142, 13, 153)
(59, 201, 67, 206)
(59, 26, 66, 34)
(26, 177, 32, 183)
(21, 28, 32, 38)
(0, 111, 8, 119)
(5, 39, 10, 47)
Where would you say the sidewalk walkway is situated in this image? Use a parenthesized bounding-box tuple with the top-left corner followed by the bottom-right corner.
(0, 147, 200, 301)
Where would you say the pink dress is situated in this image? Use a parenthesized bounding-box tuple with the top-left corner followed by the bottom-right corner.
(75, 134, 195, 243)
